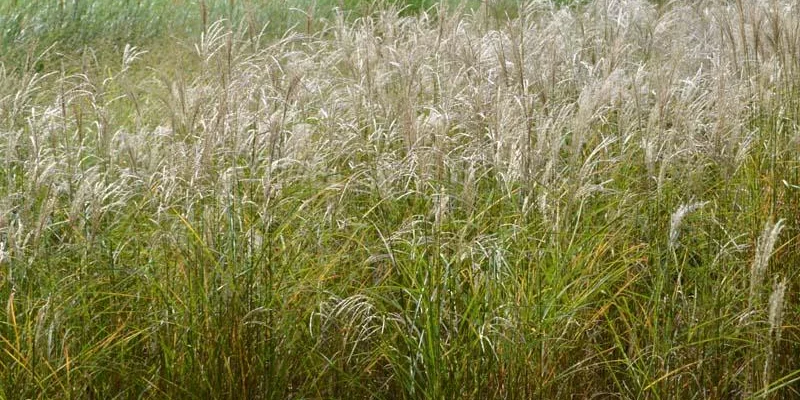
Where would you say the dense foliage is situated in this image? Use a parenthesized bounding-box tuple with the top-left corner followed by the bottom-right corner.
(0, 0, 798, 398)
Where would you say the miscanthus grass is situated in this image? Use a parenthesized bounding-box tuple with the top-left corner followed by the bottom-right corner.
(1, 0, 799, 398)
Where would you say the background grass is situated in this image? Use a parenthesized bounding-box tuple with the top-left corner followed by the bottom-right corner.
(0, 0, 799, 398)
(0, 0, 522, 65)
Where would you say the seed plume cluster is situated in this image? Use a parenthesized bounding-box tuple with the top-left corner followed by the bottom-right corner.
(0, 0, 798, 398)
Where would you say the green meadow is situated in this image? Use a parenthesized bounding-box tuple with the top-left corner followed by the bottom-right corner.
(0, 0, 798, 398)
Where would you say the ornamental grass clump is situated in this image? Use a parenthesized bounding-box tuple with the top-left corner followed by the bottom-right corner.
(0, 0, 799, 398)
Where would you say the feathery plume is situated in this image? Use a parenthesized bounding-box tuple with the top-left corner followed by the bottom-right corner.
(764, 276, 788, 393)
(749, 219, 785, 307)
(668, 201, 708, 249)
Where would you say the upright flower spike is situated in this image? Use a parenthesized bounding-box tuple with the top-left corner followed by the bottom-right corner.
(749, 219, 785, 308)
(668, 201, 708, 250)
(764, 276, 788, 393)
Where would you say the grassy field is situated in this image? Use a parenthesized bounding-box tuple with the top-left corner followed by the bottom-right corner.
(0, 0, 799, 398)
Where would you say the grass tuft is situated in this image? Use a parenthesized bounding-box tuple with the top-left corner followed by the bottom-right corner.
(1, 0, 799, 398)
